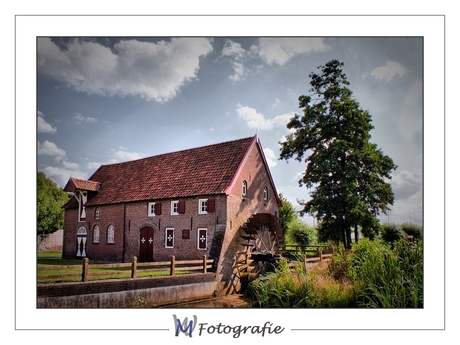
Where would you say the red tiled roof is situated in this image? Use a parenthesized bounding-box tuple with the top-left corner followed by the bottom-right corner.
(84, 136, 257, 206)
(62, 194, 79, 209)
(64, 177, 101, 192)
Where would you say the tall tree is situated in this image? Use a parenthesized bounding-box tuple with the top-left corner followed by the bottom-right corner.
(37, 172, 70, 235)
(280, 60, 397, 250)
(278, 193, 297, 234)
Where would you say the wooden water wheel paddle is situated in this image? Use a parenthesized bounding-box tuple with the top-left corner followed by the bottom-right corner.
(233, 213, 284, 290)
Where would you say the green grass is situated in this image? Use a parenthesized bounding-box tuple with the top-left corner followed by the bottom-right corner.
(37, 251, 190, 283)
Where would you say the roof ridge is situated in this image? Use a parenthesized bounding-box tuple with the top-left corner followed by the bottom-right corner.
(99, 135, 256, 167)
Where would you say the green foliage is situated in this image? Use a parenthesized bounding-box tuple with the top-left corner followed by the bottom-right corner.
(401, 223, 423, 240)
(278, 193, 297, 234)
(247, 257, 357, 308)
(380, 223, 404, 243)
(248, 237, 423, 308)
(279, 60, 397, 250)
(288, 218, 317, 246)
(37, 172, 70, 235)
(352, 238, 423, 308)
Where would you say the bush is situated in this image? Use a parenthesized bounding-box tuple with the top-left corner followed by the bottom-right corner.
(288, 219, 317, 246)
(380, 223, 403, 243)
(401, 223, 423, 240)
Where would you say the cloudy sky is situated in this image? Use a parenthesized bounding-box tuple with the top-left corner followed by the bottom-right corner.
(37, 36, 423, 226)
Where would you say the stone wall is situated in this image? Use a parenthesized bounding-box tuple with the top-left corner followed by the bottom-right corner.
(37, 273, 217, 308)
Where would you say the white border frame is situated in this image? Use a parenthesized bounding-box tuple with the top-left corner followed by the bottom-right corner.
(15, 14, 445, 335)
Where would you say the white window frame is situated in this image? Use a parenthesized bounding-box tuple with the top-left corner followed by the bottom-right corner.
(93, 224, 100, 243)
(148, 202, 156, 217)
(107, 224, 115, 244)
(197, 228, 207, 250)
(78, 191, 88, 222)
(198, 199, 208, 214)
(95, 207, 100, 220)
(242, 180, 247, 196)
(165, 228, 174, 248)
(263, 186, 268, 201)
(171, 201, 179, 215)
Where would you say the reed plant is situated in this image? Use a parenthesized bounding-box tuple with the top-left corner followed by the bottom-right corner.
(247, 237, 422, 308)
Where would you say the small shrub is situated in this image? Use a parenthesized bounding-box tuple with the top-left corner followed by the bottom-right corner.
(401, 223, 423, 240)
(288, 219, 318, 246)
(380, 223, 403, 243)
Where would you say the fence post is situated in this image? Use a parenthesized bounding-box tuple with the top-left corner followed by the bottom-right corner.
(170, 256, 176, 276)
(131, 256, 137, 279)
(82, 257, 89, 282)
(203, 255, 207, 273)
(319, 250, 323, 262)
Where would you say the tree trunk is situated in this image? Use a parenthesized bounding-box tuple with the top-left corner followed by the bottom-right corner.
(354, 224, 359, 243)
(346, 227, 352, 250)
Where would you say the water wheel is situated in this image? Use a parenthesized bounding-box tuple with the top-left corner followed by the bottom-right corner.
(233, 213, 284, 290)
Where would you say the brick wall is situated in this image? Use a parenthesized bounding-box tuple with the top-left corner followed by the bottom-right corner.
(215, 141, 280, 294)
(63, 195, 228, 264)
(123, 195, 227, 262)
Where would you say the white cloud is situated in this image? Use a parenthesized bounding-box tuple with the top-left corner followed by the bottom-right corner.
(87, 162, 103, 170)
(370, 60, 409, 82)
(390, 168, 422, 201)
(38, 37, 213, 103)
(62, 160, 80, 170)
(75, 113, 97, 124)
(37, 113, 57, 133)
(112, 149, 145, 162)
(38, 140, 66, 158)
(236, 104, 294, 131)
(220, 39, 250, 82)
(251, 38, 330, 65)
(42, 166, 87, 188)
(263, 148, 278, 168)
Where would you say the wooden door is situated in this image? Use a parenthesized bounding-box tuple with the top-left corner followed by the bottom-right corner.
(139, 227, 154, 262)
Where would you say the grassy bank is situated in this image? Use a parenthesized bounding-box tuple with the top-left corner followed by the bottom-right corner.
(246, 238, 423, 308)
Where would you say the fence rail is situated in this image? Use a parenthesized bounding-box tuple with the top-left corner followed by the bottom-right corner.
(38, 255, 214, 283)
(282, 244, 334, 256)
(287, 251, 334, 270)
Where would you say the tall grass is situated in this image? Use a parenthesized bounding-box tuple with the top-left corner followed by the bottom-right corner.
(247, 238, 423, 308)
(353, 239, 423, 308)
(247, 257, 357, 308)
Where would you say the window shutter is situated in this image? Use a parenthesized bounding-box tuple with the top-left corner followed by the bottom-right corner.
(178, 200, 185, 214)
(198, 229, 207, 250)
(207, 199, 215, 213)
(166, 229, 174, 248)
(154, 202, 162, 215)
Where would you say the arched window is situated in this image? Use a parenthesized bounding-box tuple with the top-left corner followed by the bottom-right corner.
(93, 225, 100, 243)
(263, 186, 268, 201)
(107, 225, 115, 244)
(95, 208, 100, 220)
(242, 180, 247, 196)
(76, 227, 87, 257)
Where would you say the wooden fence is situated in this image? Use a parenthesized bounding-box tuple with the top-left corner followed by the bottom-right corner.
(38, 255, 214, 283)
(282, 244, 334, 256)
(280, 245, 334, 269)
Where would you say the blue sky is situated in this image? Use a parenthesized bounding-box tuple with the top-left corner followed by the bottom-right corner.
(37, 36, 423, 226)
